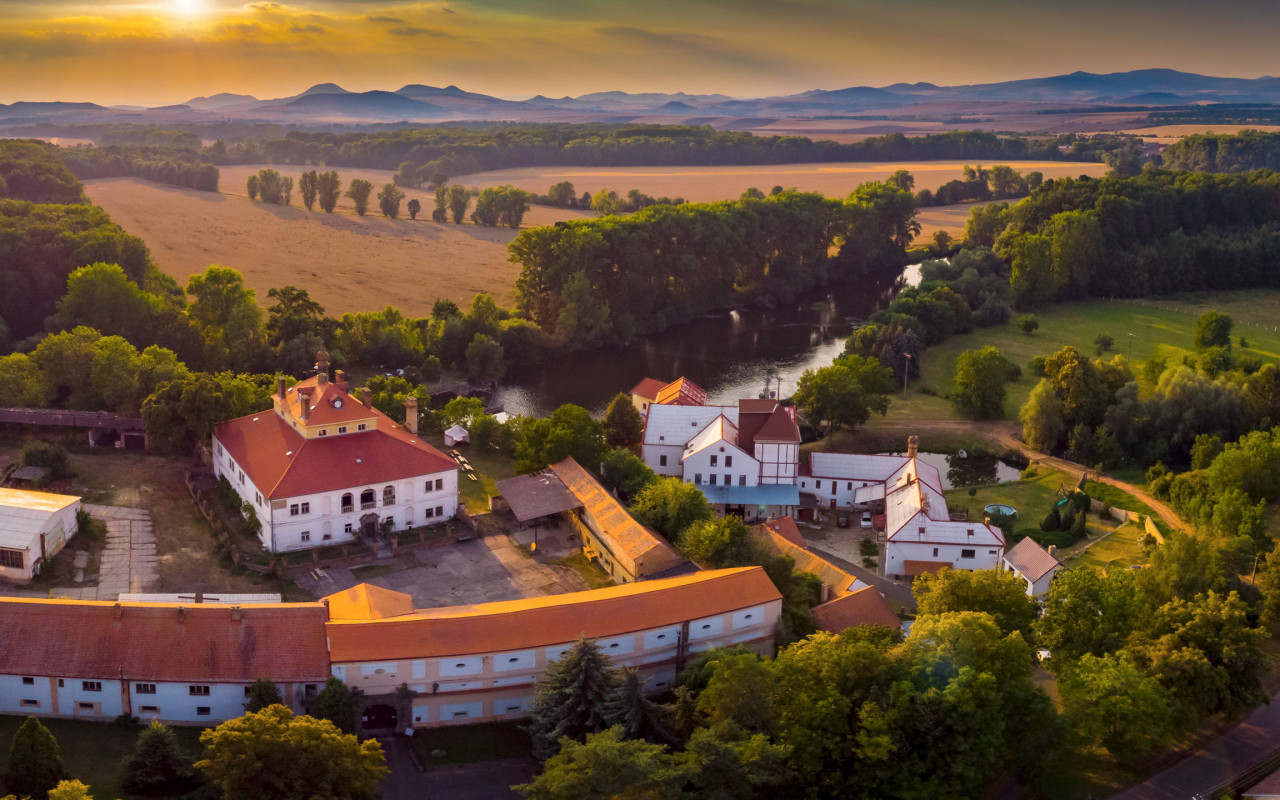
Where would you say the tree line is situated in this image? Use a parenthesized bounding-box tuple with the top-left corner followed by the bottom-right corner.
(60, 144, 220, 192)
(1161, 129, 1280, 173)
(509, 182, 918, 350)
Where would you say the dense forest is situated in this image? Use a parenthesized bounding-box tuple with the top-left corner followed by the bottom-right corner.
(61, 144, 220, 191)
(509, 182, 917, 349)
(1161, 129, 1280, 172)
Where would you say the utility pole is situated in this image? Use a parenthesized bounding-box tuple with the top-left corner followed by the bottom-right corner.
(902, 353, 912, 398)
(1127, 332, 1135, 362)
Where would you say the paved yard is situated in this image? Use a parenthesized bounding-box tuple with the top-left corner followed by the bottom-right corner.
(295, 532, 590, 608)
(52, 504, 159, 601)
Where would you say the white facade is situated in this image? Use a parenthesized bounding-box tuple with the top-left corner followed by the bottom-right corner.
(213, 439, 458, 553)
(756, 441, 798, 484)
(0, 488, 81, 584)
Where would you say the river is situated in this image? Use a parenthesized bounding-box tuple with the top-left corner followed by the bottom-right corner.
(494, 264, 918, 418)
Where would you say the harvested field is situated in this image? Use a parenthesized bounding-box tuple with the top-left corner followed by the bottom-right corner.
(916, 202, 981, 239)
(1121, 124, 1280, 143)
(451, 160, 1111, 204)
(86, 167, 590, 317)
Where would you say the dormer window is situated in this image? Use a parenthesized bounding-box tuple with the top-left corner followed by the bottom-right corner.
(338, 426, 347, 434)
(318, 429, 328, 437)
(357, 423, 367, 431)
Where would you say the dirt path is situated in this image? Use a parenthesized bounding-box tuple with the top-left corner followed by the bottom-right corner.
(869, 419, 1187, 532)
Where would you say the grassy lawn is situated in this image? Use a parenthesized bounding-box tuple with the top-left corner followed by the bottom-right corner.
(1081, 480, 1158, 519)
(806, 427, 1004, 459)
(943, 466, 1078, 531)
(878, 289, 1280, 425)
(408, 720, 532, 768)
(0, 715, 208, 800)
(421, 434, 516, 514)
(551, 552, 615, 590)
(1067, 521, 1148, 572)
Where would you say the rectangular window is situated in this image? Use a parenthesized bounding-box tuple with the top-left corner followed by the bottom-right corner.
(21, 677, 34, 686)
(254, 492, 261, 505)
(918, 526, 926, 534)
(189, 685, 210, 696)
(832, 483, 837, 495)
(290, 504, 300, 516)
(338, 426, 348, 434)
(357, 423, 367, 431)
(301, 502, 310, 514)
(724, 474, 731, 486)
(709, 474, 716, 485)
(139, 705, 159, 714)
(136, 683, 156, 695)
(301, 532, 311, 543)
(82, 681, 101, 692)
(323, 533, 332, 540)
(847, 482, 853, 490)
(961, 549, 975, 559)
(435, 479, 443, 491)
(78, 702, 95, 711)
(425, 508, 434, 519)
(434, 506, 443, 517)
(318, 429, 328, 437)
(710, 455, 718, 467)
(196, 707, 211, 716)
(21, 699, 39, 707)
(739, 475, 746, 486)
(343, 523, 353, 534)
(659, 455, 668, 467)
(815, 480, 821, 489)
(725, 455, 733, 468)
(694, 474, 702, 484)
(932, 548, 938, 557)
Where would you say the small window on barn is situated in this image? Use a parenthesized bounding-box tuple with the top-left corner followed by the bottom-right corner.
(197, 707, 211, 716)
(659, 455, 668, 466)
(82, 681, 101, 692)
(21, 677, 33, 686)
(726, 455, 733, 467)
(20, 699, 38, 708)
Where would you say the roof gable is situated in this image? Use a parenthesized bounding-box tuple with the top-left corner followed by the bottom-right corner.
(1003, 537, 1062, 583)
(630, 378, 666, 400)
(655, 377, 706, 406)
(325, 584, 415, 620)
(753, 406, 800, 443)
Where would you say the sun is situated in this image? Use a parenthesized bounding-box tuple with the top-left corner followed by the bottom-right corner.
(172, 0, 204, 17)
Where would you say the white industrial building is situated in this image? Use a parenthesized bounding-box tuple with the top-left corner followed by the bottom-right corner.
(0, 488, 81, 584)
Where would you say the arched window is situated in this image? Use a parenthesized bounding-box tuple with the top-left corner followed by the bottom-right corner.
(383, 485, 395, 506)
(360, 489, 375, 510)
(341, 493, 353, 513)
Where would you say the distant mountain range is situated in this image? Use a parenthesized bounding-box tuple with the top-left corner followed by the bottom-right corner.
(4, 69, 1280, 126)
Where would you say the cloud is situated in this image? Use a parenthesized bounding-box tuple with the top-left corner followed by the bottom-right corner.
(289, 22, 326, 32)
(388, 25, 448, 36)
(365, 14, 404, 22)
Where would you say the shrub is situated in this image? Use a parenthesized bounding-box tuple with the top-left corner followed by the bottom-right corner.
(1060, 504, 1077, 531)
(1071, 509, 1088, 538)
(19, 441, 71, 480)
(968, 487, 977, 497)
(1041, 506, 1061, 532)
(862, 557, 876, 569)
(1017, 314, 1040, 335)
(1028, 356, 1047, 377)
(859, 538, 878, 557)
(1030, 529, 1076, 549)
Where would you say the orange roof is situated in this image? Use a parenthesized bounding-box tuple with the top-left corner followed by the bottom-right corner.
(753, 522, 854, 593)
(630, 378, 666, 401)
(762, 517, 806, 548)
(282, 377, 371, 427)
(325, 584, 415, 620)
(655, 377, 706, 406)
(903, 560, 951, 576)
(813, 587, 901, 632)
(325, 567, 781, 662)
(0, 598, 330, 682)
(214, 395, 456, 500)
(549, 457, 685, 578)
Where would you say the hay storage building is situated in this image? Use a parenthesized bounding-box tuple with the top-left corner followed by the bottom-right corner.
(0, 487, 81, 584)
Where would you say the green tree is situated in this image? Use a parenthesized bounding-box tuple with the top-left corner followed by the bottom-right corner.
(951, 346, 1012, 419)
(3, 716, 67, 799)
(345, 179, 373, 216)
(1036, 568, 1144, 663)
(407, 198, 421, 220)
(681, 516, 761, 567)
(515, 404, 607, 474)
(195, 705, 387, 800)
(516, 727, 689, 800)
(47, 779, 94, 800)
(912, 567, 1039, 636)
(185, 266, 269, 372)
(0, 353, 50, 407)
(1094, 333, 1115, 356)
(265, 286, 326, 346)
(464, 333, 505, 382)
(246, 173, 259, 201)
(316, 171, 342, 213)
(599, 448, 656, 502)
(628, 477, 713, 543)
(602, 392, 644, 447)
(547, 181, 576, 207)
(310, 677, 359, 735)
(604, 667, 672, 744)
(377, 182, 405, 219)
(124, 719, 195, 795)
(298, 170, 318, 211)
(1058, 652, 1175, 760)
(792, 354, 895, 432)
(683, 723, 791, 800)
(245, 678, 284, 713)
(447, 184, 471, 224)
(1194, 311, 1233, 350)
(432, 184, 449, 222)
(591, 188, 625, 215)
(1017, 314, 1040, 334)
(527, 636, 619, 761)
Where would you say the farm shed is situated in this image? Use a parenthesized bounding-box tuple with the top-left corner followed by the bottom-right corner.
(0, 488, 81, 584)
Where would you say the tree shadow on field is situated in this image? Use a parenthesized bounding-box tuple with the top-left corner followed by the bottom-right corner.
(88, 177, 228, 204)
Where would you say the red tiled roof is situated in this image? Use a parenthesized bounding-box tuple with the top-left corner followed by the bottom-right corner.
(813, 587, 901, 632)
(325, 567, 781, 662)
(214, 386, 456, 500)
(762, 517, 806, 548)
(630, 378, 666, 400)
(754, 406, 800, 443)
(283, 378, 371, 427)
(0, 599, 330, 682)
(655, 377, 706, 406)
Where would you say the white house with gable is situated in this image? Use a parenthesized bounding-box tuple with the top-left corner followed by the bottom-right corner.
(212, 352, 459, 553)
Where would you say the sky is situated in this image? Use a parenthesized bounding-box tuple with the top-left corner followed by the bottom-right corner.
(3, 0, 1280, 106)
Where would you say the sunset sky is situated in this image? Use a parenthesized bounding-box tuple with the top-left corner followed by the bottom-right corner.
(3, 0, 1280, 106)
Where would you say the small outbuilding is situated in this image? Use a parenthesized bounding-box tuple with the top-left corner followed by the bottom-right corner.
(1001, 537, 1062, 599)
(0, 487, 81, 584)
(444, 424, 470, 446)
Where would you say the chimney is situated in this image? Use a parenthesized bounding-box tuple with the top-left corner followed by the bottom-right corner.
(907, 435, 919, 459)
(335, 369, 347, 386)
(298, 389, 312, 421)
(114, 602, 122, 619)
(820, 583, 830, 603)
(321, 597, 330, 621)
(177, 606, 185, 623)
(277, 376, 287, 400)
(316, 349, 330, 385)
(230, 606, 242, 622)
(360, 387, 372, 408)
(1048, 545, 1058, 558)
(404, 396, 419, 435)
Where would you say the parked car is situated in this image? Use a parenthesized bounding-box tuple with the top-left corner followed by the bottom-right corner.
(860, 512, 873, 529)
(836, 513, 849, 529)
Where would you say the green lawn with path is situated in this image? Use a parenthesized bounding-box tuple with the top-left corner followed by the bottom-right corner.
(420, 433, 516, 514)
(1066, 521, 1148, 572)
(870, 289, 1280, 425)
